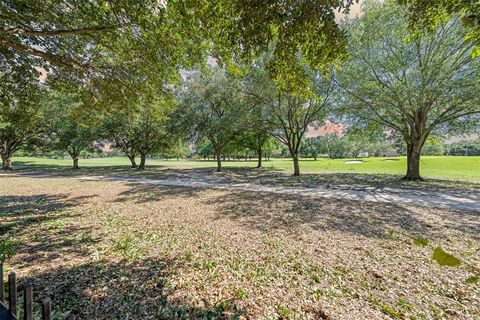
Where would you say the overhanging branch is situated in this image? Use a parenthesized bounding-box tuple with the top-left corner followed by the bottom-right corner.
(0, 25, 122, 37)
(0, 38, 88, 71)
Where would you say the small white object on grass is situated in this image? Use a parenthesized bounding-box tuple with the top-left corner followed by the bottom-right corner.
(344, 160, 364, 164)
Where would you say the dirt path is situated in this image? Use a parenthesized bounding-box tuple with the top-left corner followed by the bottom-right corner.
(2, 172, 479, 212)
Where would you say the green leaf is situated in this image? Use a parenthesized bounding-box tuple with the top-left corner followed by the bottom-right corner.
(0, 240, 16, 264)
(432, 247, 461, 267)
(413, 237, 429, 247)
(465, 276, 479, 284)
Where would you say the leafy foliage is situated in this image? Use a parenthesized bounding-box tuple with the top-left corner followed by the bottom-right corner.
(246, 58, 333, 175)
(42, 89, 100, 168)
(400, 0, 480, 56)
(177, 68, 248, 171)
(337, 0, 480, 179)
(0, 70, 44, 169)
(0, 239, 16, 263)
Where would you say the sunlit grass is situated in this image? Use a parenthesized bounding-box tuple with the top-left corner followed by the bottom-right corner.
(12, 155, 480, 182)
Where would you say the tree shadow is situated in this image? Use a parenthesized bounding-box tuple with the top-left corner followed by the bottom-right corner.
(204, 191, 479, 239)
(212, 169, 480, 192)
(16, 257, 245, 320)
(113, 184, 203, 204)
(13, 162, 149, 176)
(0, 194, 98, 265)
(11, 159, 479, 192)
(0, 194, 93, 234)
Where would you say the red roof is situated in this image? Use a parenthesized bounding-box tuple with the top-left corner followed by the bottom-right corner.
(305, 120, 345, 137)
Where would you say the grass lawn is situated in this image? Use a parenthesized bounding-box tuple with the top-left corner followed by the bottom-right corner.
(1, 176, 479, 319)
(11, 155, 480, 182)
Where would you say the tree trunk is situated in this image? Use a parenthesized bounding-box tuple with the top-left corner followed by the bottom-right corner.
(138, 153, 146, 170)
(404, 140, 423, 180)
(72, 157, 79, 169)
(293, 154, 300, 176)
(1, 153, 13, 170)
(256, 145, 263, 168)
(215, 148, 222, 172)
(127, 154, 137, 168)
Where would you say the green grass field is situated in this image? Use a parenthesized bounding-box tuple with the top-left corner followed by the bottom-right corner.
(11, 155, 480, 182)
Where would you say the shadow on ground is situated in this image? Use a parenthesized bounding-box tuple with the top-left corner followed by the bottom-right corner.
(106, 182, 479, 240)
(113, 184, 203, 204)
(204, 190, 480, 239)
(10, 161, 479, 192)
(0, 194, 99, 266)
(16, 257, 245, 320)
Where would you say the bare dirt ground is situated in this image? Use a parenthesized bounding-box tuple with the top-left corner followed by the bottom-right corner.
(1, 176, 479, 319)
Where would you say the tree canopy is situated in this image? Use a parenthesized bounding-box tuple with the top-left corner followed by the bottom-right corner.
(337, 0, 480, 179)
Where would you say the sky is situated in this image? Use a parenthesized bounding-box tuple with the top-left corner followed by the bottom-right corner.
(335, 1, 363, 21)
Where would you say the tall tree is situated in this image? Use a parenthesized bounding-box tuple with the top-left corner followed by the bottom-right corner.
(0, 1, 206, 72)
(100, 91, 178, 170)
(0, 69, 43, 170)
(177, 69, 247, 172)
(43, 90, 99, 169)
(337, 0, 480, 180)
(132, 97, 177, 170)
(236, 99, 276, 168)
(247, 62, 333, 176)
(300, 137, 323, 160)
(316, 134, 348, 159)
(100, 111, 139, 168)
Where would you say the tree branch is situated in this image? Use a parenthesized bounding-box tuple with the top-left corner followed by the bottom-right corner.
(0, 25, 122, 37)
(0, 38, 88, 71)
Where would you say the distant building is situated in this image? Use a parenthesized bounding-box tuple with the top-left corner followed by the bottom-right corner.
(305, 120, 345, 137)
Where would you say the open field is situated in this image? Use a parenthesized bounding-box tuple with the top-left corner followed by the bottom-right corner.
(12, 155, 480, 181)
(1, 175, 479, 319)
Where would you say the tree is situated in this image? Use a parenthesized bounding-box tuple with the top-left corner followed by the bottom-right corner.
(177, 69, 247, 172)
(337, 0, 480, 180)
(300, 137, 323, 160)
(343, 127, 392, 158)
(235, 100, 276, 168)
(133, 98, 177, 170)
(1, 0, 356, 86)
(400, 0, 480, 56)
(0, 70, 43, 170)
(316, 134, 348, 159)
(100, 112, 139, 168)
(344, 130, 371, 158)
(43, 90, 99, 169)
(0, 1, 207, 73)
(160, 140, 189, 160)
(194, 138, 215, 160)
(100, 90, 178, 169)
(367, 140, 395, 158)
(247, 61, 333, 176)
(205, 0, 355, 80)
(446, 139, 480, 156)
(422, 136, 445, 156)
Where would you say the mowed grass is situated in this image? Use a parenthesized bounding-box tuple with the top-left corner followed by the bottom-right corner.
(12, 155, 480, 181)
(1, 176, 479, 319)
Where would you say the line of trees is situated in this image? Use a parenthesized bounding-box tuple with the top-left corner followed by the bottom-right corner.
(1, 0, 479, 179)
